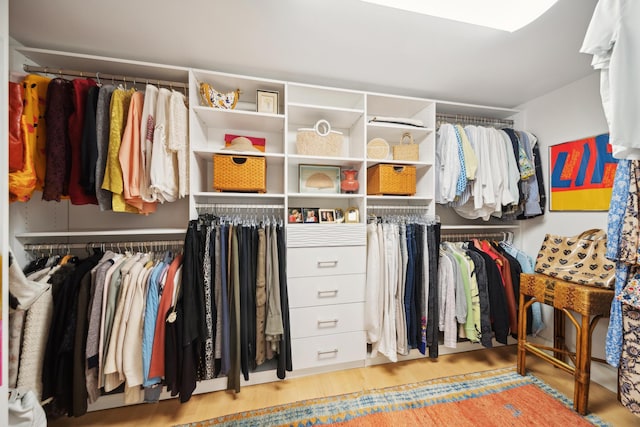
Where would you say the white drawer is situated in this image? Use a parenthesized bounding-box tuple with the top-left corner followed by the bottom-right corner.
(287, 246, 365, 278)
(289, 303, 364, 339)
(292, 331, 366, 370)
(288, 274, 365, 308)
(287, 224, 366, 247)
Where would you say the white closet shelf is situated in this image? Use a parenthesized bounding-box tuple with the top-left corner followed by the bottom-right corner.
(367, 122, 434, 139)
(288, 154, 364, 168)
(440, 224, 520, 230)
(288, 103, 364, 130)
(365, 159, 432, 168)
(192, 106, 284, 132)
(193, 150, 285, 161)
(15, 228, 186, 242)
(287, 193, 365, 199)
(366, 195, 432, 202)
(193, 192, 286, 201)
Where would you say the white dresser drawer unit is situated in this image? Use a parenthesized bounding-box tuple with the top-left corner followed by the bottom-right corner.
(291, 331, 367, 370)
(288, 274, 365, 308)
(289, 302, 365, 339)
(287, 246, 366, 278)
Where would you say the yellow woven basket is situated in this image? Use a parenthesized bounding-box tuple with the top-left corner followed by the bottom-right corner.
(367, 164, 416, 196)
(296, 119, 343, 157)
(392, 132, 419, 161)
(213, 154, 266, 193)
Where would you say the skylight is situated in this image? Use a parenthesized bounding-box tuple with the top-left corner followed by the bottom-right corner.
(359, 0, 559, 32)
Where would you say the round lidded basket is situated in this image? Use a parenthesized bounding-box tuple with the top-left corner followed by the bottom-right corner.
(367, 137, 390, 160)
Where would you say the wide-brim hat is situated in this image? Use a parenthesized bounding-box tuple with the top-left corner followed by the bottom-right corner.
(223, 136, 261, 152)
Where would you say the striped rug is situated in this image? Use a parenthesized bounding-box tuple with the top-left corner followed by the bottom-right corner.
(176, 367, 609, 426)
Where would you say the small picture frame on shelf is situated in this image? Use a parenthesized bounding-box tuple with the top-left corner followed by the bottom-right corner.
(345, 207, 360, 223)
(319, 208, 336, 223)
(299, 165, 340, 194)
(303, 207, 319, 223)
(257, 90, 279, 114)
(334, 208, 345, 223)
(288, 207, 303, 223)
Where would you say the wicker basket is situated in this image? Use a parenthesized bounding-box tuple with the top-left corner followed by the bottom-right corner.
(392, 132, 419, 161)
(367, 164, 416, 196)
(296, 119, 343, 157)
(367, 138, 390, 160)
(212, 154, 266, 193)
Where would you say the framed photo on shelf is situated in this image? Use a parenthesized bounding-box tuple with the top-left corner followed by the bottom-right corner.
(302, 207, 319, 223)
(288, 207, 303, 223)
(345, 207, 360, 223)
(334, 208, 344, 223)
(319, 208, 336, 223)
(299, 164, 341, 194)
(257, 90, 279, 114)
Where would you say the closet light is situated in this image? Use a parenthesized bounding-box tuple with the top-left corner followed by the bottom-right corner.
(359, 0, 559, 32)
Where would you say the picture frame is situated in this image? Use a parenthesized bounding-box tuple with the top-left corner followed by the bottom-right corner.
(319, 208, 336, 223)
(334, 208, 344, 223)
(299, 164, 341, 194)
(302, 207, 319, 224)
(288, 207, 303, 223)
(345, 207, 360, 223)
(257, 90, 279, 114)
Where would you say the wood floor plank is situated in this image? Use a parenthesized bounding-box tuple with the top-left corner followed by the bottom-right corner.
(47, 346, 638, 426)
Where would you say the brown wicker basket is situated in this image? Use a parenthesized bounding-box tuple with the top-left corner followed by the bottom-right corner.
(213, 154, 266, 193)
(392, 132, 419, 161)
(367, 164, 416, 196)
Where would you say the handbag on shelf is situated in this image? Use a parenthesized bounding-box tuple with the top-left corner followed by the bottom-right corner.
(199, 82, 240, 109)
(392, 132, 419, 161)
(534, 228, 615, 289)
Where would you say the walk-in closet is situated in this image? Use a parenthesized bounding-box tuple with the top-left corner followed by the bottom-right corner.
(3, 0, 639, 426)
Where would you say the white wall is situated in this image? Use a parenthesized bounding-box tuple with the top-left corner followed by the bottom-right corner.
(518, 72, 618, 391)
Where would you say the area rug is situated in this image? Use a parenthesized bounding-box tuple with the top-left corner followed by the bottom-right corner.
(176, 367, 609, 426)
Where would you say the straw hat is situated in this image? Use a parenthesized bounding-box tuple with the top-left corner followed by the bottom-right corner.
(223, 136, 261, 152)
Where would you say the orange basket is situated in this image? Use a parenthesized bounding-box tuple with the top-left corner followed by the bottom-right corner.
(212, 154, 266, 193)
(367, 164, 416, 196)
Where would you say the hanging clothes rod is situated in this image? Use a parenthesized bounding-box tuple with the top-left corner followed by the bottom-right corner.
(441, 231, 512, 242)
(196, 204, 285, 210)
(22, 64, 189, 90)
(435, 113, 514, 129)
(23, 239, 184, 252)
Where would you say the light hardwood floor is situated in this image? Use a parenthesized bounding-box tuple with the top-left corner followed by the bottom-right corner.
(48, 346, 638, 426)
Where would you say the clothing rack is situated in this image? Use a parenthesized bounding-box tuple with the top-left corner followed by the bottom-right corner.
(22, 64, 189, 91)
(196, 203, 284, 211)
(23, 239, 184, 255)
(435, 113, 514, 129)
(441, 231, 512, 242)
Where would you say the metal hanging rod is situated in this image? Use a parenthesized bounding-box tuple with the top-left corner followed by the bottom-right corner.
(441, 231, 513, 242)
(23, 239, 184, 253)
(435, 113, 514, 129)
(196, 204, 284, 210)
(22, 64, 189, 90)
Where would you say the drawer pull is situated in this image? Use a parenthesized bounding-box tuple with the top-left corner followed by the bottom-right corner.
(317, 289, 339, 297)
(317, 319, 339, 327)
(317, 260, 338, 268)
(317, 348, 339, 356)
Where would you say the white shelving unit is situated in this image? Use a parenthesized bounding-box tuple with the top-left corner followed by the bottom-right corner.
(5, 45, 524, 413)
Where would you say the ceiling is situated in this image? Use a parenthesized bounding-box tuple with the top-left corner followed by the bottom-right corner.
(8, 0, 598, 109)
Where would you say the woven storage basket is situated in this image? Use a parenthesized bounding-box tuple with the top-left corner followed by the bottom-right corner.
(213, 154, 266, 193)
(296, 119, 343, 157)
(392, 132, 419, 161)
(367, 164, 416, 196)
(367, 138, 390, 160)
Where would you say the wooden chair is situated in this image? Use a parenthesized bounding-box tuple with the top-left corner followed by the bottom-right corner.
(517, 273, 614, 415)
